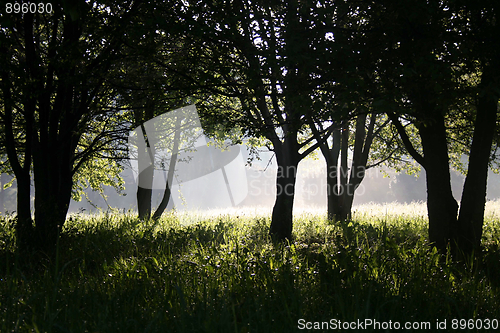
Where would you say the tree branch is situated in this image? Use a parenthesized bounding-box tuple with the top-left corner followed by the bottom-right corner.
(387, 111, 426, 168)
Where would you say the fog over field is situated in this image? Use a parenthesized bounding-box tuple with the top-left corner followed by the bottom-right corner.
(2, 150, 500, 216)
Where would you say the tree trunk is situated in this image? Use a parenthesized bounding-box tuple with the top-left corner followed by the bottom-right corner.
(33, 186, 70, 253)
(32, 139, 74, 253)
(339, 116, 364, 221)
(0, 174, 4, 214)
(418, 113, 459, 252)
(269, 137, 300, 241)
(152, 116, 182, 220)
(15, 173, 34, 252)
(340, 113, 376, 221)
(1, 69, 34, 252)
(324, 116, 370, 222)
(326, 128, 341, 221)
(137, 123, 155, 221)
(137, 186, 153, 220)
(456, 68, 499, 256)
(390, 101, 459, 252)
(333, 123, 350, 221)
(134, 102, 156, 221)
(326, 159, 341, 221)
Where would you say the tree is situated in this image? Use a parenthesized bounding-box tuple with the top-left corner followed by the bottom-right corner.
(304, 1, 410, 222)
(113, 58, 192, 221)
(371, 0, 500, 256)
(310, 111, 407, 221)
(109, 14, 231, 221)
(174, 0, 343, 240)
(0, 1, 151, 252)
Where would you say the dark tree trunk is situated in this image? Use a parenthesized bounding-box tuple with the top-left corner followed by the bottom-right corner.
(152, 186, 171, 220)
(1, 68, 34, 252)
(325, 122, 351, 222)
(269, 137, 300, 241)
(15, 174, 34, 252)
(30, 82, 80, 253)
(339, 170, 367, 222)
(390, 97, 460, 252)
(323, 118, 369, 221)
(326, 128, 341, 221)
(338, 122, 349, 218)
(137, 123, 155, 221)
(32, 135, 74, 253)
(456, 68, 499, 256)
(327, 114, 375, 222)
(33, 188, 70, 253)
(326, 159, 341, 221)
(152, 116, 182, 220)
(0, 174, 4, 213)
(343, 115, 367, 220)
(341, 113, 376, 221)
(135, 102, 156, 221)
(418, 113, 459, 252)
(338, 117, 364, 221)
(137, 186, 153, 220)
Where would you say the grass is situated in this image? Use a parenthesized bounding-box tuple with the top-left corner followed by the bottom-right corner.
(0, 203, 500, 332)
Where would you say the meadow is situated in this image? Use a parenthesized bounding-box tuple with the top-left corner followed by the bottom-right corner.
(1, 202, 500, 332)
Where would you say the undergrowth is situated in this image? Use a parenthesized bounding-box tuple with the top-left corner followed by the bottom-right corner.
(0, 209, 499, 332)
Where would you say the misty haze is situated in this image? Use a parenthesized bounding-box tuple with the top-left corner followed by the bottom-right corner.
(2, 152, 500, 216)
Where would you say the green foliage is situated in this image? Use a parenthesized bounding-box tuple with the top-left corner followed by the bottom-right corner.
(72, 157, 125, 202)
(0, 0, 155, 239)
(1, 176, 14, 190)
(1, 208, 499, 332)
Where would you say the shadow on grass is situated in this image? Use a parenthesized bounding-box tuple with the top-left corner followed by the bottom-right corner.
(0, 212, 499, 332)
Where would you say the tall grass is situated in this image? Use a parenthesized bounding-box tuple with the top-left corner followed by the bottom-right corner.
(0, 204, 499, 332)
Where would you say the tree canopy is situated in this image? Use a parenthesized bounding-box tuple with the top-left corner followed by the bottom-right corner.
(1, 0, 499, 257)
